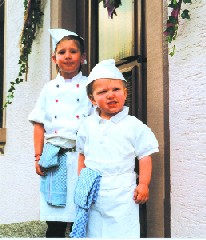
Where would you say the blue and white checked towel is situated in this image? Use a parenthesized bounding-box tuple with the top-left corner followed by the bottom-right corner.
(39, 143, 67, 207)
(70, 168, 101, 238)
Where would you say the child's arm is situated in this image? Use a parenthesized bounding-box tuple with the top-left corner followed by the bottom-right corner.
(34, 123, 45, 176)
(133, 156, 152, 204)
(78, 153, 86, 175)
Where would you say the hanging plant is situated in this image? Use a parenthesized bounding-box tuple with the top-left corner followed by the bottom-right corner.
(3, 0, 44, 109)
(99, 0, 122, 18)
(164, 0, 191, 56)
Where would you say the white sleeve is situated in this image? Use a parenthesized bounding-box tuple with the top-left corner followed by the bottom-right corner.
(134, 123, 159, 160)
(76, 121, 87, 154)
(28, 85, 47, 124)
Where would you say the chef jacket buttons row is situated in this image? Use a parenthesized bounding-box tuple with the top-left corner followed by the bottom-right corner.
(56, 98, 80, 103)
(54, 115, 79, 119)
(56, 84, 80, 88)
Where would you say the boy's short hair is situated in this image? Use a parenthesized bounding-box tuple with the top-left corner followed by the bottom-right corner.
(48, 28, 84, 53)
(55, 35, 85, 55)
(86, 59, 127, 97)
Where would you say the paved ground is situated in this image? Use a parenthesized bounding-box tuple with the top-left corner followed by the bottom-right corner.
(0, 221, 71, 238)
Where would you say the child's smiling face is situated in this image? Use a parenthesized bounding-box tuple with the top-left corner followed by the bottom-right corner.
(90, 78, 127, 119)
(52, 39, 85, 79)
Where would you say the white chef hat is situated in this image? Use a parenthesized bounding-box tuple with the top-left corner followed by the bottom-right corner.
(87, 59, 126, 86)
(48, 28, 87, 64)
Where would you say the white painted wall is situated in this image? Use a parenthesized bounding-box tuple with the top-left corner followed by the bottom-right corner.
(169, 0, 206, 237)
(0, 0, 50, 223)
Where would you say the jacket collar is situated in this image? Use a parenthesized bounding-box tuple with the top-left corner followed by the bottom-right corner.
(94, 106, 129, 123)
(56, 72, 83, 83)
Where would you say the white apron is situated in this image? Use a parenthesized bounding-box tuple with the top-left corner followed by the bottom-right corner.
(86, 161, 140, 238)
(28, 72, 93, 222)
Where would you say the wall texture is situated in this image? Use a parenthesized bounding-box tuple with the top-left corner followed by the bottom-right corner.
(0, 0, 50, 223)
(169, 0, 206, 237)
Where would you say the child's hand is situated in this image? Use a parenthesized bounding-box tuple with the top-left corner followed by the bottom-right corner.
(35, 161, 45, 176)
(133, 184, 149, 204)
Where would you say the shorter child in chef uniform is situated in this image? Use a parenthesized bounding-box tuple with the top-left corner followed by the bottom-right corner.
(70, 59, 159, 238)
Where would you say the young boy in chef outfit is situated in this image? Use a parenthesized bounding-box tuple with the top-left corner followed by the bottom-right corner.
(28, 29, 92, 238)
(75, 59, 159, 238)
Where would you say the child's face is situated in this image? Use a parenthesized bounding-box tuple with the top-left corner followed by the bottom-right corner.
(52, 39, 85, 79)
(90, 78, 127, 119)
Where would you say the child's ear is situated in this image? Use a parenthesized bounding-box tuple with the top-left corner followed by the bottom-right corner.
(124, 87, 128, 99)
(81, 53, 87, 65)
(89, 95, 97, 105)
(52, 55, 57, 64)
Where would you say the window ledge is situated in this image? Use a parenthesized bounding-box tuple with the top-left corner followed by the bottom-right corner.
(0, 128, 6, 155)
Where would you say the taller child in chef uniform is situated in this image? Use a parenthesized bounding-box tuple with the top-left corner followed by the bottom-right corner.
(28, 29, 93, 238)
(72, 59, 159, 238)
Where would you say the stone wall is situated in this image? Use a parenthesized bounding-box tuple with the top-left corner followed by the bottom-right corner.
(169, 1, 206, 237)
(0, 0, 50, 223)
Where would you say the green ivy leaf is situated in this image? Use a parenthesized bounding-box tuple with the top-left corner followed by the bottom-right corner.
(168, 16, 178, 24)
(165, 26, 176, 37)
(181, 9, 190, 19)
(183, 0, 192, 3)
(8, 86, 15, 92)
(15, 78, 19, 83)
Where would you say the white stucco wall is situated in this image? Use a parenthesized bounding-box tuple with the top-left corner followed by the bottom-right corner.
(169, 0, 206, 237)
(0, 0, 50, 223)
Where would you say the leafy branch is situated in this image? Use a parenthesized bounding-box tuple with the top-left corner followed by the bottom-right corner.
(3, 0, 44, 109)
(164, 0, 191, 56)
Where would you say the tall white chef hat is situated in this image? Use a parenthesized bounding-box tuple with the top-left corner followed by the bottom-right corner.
(48, 28, 87, 64)
(87, 59, 126, 86)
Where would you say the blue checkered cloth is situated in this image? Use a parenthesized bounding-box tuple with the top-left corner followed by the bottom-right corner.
(70, 168, 101, 238)
(39, 143, 67, 207)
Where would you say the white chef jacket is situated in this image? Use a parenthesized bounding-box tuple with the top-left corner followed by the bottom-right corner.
(28, 72, 93, 148)
(28, 72, 93, 222)
(76, 106, 159, 238)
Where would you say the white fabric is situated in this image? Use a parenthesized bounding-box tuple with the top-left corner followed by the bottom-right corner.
(28, 72, 93, 222)
(87, 59, 126, 86)
(76, 106, 159, 238)
(48, 28, 78, 52)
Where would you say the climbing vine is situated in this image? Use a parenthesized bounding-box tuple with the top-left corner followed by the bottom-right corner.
(3, 0, 44, 109)
(164, 0, 191, 56)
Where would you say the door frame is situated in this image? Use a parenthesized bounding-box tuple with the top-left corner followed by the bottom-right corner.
(51, 0, 171, 237)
